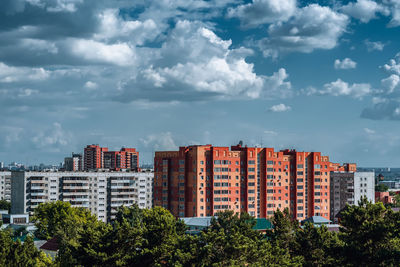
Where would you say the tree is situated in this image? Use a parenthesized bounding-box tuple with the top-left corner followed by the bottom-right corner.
(267, 208, 299, 251)
(375, 183, 389, 192)
(0, 229, 52, 266)
(33, 201, 98, 240)
(0, 199, 11, 212)
(339, 197, 400, 266)
(292, 223, 343, 266)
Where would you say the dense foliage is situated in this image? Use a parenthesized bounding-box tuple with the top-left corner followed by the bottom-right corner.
(2, 198, 400, 266)
(0, 199, 11, 212)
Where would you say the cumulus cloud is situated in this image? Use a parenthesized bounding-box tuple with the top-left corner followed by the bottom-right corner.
(268, 103, 291, 112)
(365, 39, 386, 51)
(117, 21, 292, 102)
(259, 4, 349, 58)
(0, 62, 50, 83)
(320, 79, 372, 99)
(140, 132, 178, 151)
(84, 81, 98, 90)
(341, 0, 389, 23)
(334, 58, 357, 69)
(361, 100, 400, 120)
(32, 122, 71, 151)
(381, 74, 400, 93)
(227, 0, 296, 28)
(382, 53, 400, 74)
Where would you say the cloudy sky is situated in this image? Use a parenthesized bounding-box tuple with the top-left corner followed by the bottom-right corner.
(1, 0, 400, 167)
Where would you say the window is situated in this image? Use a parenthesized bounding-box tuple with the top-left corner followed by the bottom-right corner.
(267, 161, 274, 165)
(248, 160, 255, 165)
(297, 164, 303, 169)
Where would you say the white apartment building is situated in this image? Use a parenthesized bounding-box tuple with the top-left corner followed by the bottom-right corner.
(330, 171, 375, 221)
(0, 171, 11, 201)
(11, 170, 153, 222)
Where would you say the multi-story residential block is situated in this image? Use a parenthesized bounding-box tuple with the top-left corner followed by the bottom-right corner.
(330, 171, 375, 221)
(11, 170, 153, 222)
(84, 145, 139, 171)
(84, 145, 109, 170)
(64, 153, 83, 171)
(103, 148, 139, 171)
(154, 144, 342, 221)
(0, 171, 11, 201)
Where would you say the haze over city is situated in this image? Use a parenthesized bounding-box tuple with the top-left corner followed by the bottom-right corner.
(1, 0, 400, 166)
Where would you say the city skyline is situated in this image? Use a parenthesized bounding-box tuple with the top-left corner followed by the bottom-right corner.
(1, 0, 400, 166)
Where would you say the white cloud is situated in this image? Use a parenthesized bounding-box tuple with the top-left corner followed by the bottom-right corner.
(32, 122, 71, 150)
(381, 74, 400, 93)
(364, 127, 376, 134)
(365, 39, 386, 51)
(84, 81, 98, 90)
(0, 62, 50, 83)
(382, 53, 400, 75)
(321, 79, 372, 99)
(341, 0, 389, 23)
(269, 103, 291, 112)
(26, 0, 83, 13)
(118, 21, 292, 102)
(227, 0, 297, 28)
(69, 39, 136, 66)
(334, 58, 357, 69)
(259, 4, 349, 57)
(140, 132, 178, 151)
(95, 9, 159, 45)
(383, 0, 400, 27)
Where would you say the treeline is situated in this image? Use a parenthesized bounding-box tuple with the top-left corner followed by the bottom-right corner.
(1, 198, 400, 266)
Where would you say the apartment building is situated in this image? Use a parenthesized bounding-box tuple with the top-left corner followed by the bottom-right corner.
(154, 144, 341, 221)
(84, 145, 109, 170)
(84, 145, 139, 171)
(330, 171, 375, 221)
(11, 170, 153, 222)
(64, 153, 83, 171)
(0, 171, 11, 201)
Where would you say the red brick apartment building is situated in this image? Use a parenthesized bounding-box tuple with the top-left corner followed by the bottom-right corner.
(84, 145, 139, 171)
(154, 144, 350, 221)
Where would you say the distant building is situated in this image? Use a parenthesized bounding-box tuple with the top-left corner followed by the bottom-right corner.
(84, 145, 109, 170)
(64, 153, 83, 171)
(0, 162, 4, 169)
(84, 145, 139, 171)
(11, 170, 153, 222)
(0, 171, 11, 201)
(330, 171, 375, 222)
(154, 144, 349, 221)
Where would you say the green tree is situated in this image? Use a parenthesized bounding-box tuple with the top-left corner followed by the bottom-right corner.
(267, 208, 299, 251)
(292, 223, 343, 266)
(0, 229, 52, 266)
(0, 199, 11, 212)
(339, 197, 400, 266)
(33, 201, 98, 240)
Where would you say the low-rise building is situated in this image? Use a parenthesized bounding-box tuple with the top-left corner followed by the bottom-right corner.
(375, 191, 394, 204)
(11, 170, 153, 222)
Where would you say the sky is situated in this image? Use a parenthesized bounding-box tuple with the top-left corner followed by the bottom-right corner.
(1, 0, 400, 167)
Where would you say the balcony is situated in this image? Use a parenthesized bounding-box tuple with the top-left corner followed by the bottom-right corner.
(30, 185, 46, 190)
(62, 191, 89, 196)
(30, 192, 46, 196)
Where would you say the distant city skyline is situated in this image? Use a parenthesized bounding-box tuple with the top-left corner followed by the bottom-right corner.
(1, 0, 400, 167)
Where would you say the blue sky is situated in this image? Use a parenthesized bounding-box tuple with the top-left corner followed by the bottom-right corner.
(1, 0, 400, 167)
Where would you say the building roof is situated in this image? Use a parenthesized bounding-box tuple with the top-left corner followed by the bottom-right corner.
(302, 216, 331, 224)
(253, 218, 273, 230)
(39, 237, 59, 251)
(181, 217, 214, 227)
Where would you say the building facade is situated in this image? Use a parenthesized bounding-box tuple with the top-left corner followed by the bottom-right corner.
(154, 144, 342, 221)
(84, 145, 139, 171)
(330, 171, 375, 221)
(0, 171, 11, 201)
(84, 145, 109, 170)
(11, 170, 153, 222)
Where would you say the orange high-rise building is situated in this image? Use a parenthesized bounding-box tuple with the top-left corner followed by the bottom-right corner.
(84, 145, 108, 170)
(154, 143, 345, 221)
(84, 145, 139, 171)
